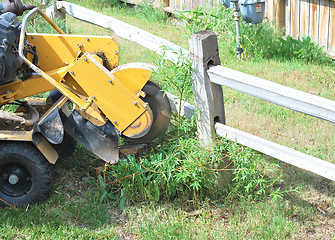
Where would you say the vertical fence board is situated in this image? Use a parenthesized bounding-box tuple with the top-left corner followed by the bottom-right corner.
(290, 0, 300, 37)
(272, 0, 284, 28)
(310, 0, 319, 42)
(285, 0, 291, 35)
(191, 0, 198, 10)
(186, 0, 192, 10)
(329, 2, 335, 53)
(319, 0, 330, 49)
(285, 0, 292, 35)
(300, 0, 310, 36)
(169, 0, 174, 10)
(266, 0, 274, 22)
(264, 0, 270, 21)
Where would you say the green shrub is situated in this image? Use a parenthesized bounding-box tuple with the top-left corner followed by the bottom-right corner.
(269, 35, 334, 65)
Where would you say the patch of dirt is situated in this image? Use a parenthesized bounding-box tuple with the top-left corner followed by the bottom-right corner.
(298, 219, 335, 240)
(294, 191, 335, 239)
(0, 116, 33, 131)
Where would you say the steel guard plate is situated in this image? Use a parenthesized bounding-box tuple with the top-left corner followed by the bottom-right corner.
(64, 110, 119, 163)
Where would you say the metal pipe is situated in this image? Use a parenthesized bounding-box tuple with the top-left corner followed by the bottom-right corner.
(231, 0, 243, 60)
(18, 7, 65, 75)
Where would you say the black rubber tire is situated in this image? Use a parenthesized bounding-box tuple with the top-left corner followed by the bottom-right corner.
(0, 142, 53, 207)
(123, 81, 171, 143)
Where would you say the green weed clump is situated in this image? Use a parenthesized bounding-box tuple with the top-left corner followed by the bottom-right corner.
(92, 116, 225, 206)
(134, 1, 168, 23)
(100, 0, 122, 6)
(269, 35, 334, 65)
(178, 5, 334, 66)
(90, 116, 285, 209)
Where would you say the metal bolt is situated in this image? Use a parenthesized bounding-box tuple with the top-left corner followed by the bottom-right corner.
(92, 96, 96, 100)
(133, 101, 137, 106)
(8, 174, 19, 185)
(144, 102, 149, 108)
(81, 107, 86, 112)
(64, 62, 68, 66)
(77, 44, 81, 47)
(113, 65, 117, 68)
(113, 120, 117, 124)
(86, 38, 90, 41)
(115, 51, 118, 55)
(109, 80, 113, 84)
(30, 36, 34, 39)
(84, 58, 87, 61)
(71, 71, 74, 74)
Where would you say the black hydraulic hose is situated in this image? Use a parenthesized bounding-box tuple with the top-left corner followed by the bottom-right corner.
(23, 49, 38, 65)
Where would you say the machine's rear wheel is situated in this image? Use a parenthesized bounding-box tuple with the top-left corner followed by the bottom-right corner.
(124, 81, 171, 143)
(0, 142, 52, 207)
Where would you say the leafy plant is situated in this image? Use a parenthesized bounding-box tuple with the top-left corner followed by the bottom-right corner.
(135, 0, 168, 23)
(95, 116, 229, 205)
(178, 4, 334, 65)
(153, 47, 193, 128)
(269, 35, 334, 65)
(101, 0, 121, 6)
(178, 5, 235, 36)
(225, 142, 283, 201)
(24, 0, 66, 34)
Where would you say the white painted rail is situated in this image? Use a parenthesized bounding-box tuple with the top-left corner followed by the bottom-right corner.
(55, 1, 190, 64)
(215, 123, 335, 181)
(208, 65, 335, 123)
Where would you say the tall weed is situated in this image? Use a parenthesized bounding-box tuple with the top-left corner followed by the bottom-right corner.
(178, 5, 334, 66)
(135, 1, 168, 23)
(269, 36, 334, 65)
(87, 48, 287, 208)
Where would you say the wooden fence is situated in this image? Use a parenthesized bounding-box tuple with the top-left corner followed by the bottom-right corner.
(265, 0, 335, 58)
(52, 1, 335, 181)
(118, 0, 335, 58)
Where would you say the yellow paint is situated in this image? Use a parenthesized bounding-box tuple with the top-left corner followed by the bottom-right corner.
(122, 106, 153, 138)
(38, 95, 68, 124)
(74, 103, 107, 127)
(27, 34, 119, 72)
(0, 67, 69, 105)
(35, 137, 58, 164)
(0, 130, 33, 141)
(67, 53, 151, 133)
(112, 67, 153, 95)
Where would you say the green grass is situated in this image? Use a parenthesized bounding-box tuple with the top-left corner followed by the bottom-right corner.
(1, 0, 335, 239)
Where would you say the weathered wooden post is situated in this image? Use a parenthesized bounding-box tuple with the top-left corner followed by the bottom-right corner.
(189, 30, 225, 147)
(45, 0, 66, 31)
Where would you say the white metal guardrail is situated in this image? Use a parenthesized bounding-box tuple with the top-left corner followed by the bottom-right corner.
(53, 1, 335, 181)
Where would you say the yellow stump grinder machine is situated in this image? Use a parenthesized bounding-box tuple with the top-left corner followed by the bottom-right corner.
(0, 0, 171, 207)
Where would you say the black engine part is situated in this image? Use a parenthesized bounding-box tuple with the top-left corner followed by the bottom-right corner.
(0, 12, 22, 85)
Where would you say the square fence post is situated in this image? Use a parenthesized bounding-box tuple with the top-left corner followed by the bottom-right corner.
(46, 0, 66, 31)
(189, 30, 225, 147)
